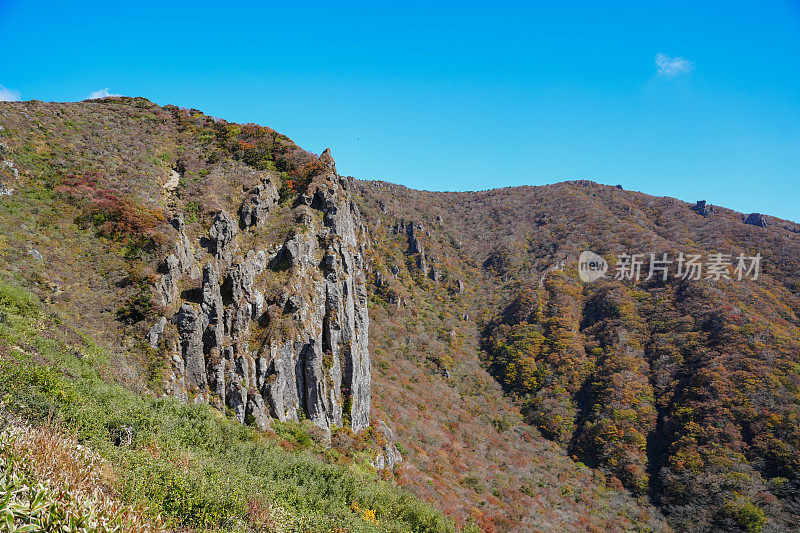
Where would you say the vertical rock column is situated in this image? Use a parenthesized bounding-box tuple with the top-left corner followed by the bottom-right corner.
(156, 155, 372, 434)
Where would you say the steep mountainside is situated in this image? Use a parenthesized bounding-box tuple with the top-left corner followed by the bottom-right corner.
(0, 98, 798, 532)
(354, 180, 800, 532)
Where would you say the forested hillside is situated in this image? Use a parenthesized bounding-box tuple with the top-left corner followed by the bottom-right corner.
(355, 180, 800, 532)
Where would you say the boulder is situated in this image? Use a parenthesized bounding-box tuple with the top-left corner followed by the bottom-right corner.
(743, 213, 768, 228)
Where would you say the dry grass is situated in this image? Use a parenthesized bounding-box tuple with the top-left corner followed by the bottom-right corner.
(0, 418, 163, 532)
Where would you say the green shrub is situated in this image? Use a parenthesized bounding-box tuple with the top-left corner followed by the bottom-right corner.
(724, 500, 767, 533)
(116, 285, 155, 324)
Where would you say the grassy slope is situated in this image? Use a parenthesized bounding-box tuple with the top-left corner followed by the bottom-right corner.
(0, 279, 460, 532)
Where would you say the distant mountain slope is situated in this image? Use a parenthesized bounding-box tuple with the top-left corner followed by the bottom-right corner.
(355, 179, 800, 532)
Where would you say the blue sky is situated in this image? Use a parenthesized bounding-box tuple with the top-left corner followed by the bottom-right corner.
(1, 0, 799, 221)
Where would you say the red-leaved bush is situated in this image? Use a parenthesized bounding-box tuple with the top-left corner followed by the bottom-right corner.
(56, 172, 164, 243)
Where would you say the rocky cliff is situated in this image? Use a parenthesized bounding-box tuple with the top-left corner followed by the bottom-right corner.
(149, 150, 371, 434)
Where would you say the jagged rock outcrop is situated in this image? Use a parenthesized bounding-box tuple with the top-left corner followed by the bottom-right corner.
(170, 214, 195, 272)
(428, 262, 442, 281)
(174, 302, 207, 398)
(208, 211, 238, 268)
(691, 200, 715, 217)
(743, 212, 768, 228)
(239, 178, 279, 229)
(152, 152, 371, 434)
(246, 390, 270, 431)
(155, 255, 181, 306)
(155, 215, 197, 305)
(394, 219, 429, 276)
(147, 316, 167, 348)
(408, 226, 424, 256)
(374, 420, 403, 471)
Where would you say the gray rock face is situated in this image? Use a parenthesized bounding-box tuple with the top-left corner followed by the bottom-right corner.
(226, 346, 249, 423)
(246, 390, 270, 431)
(172, 223, 195, 276)
(743, 212, 768, 228)
(147, 316, 167, 348)
(208, 211, 238, 268)
(394, 219, 432, 277)
(428, 263, 442, 281)
(156, 254, 181, 306)
(251, 289, 264, 319)
(264, 341, 301, 420)
(222, 256, 258, 306)
(408, 225, 424, 256)
(155, 218, 196, 306)
(240, 180, 279, 229)
(174, 303, 207, 398)
(253, 250, 267, 274)
(257, 181, 372, 432)
(374, 420, 403, 471)
(156, 156, 371, 435)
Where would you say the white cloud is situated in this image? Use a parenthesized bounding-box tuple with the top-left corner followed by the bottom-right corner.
(655, 53, 694, 78)
(0, 85, 21, 102)
(87, 88, 122, 100)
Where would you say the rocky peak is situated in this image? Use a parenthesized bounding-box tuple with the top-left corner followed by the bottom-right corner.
(319, 148, 336, 172)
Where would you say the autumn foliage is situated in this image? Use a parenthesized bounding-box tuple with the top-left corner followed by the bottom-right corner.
(56, 172, 163, 245)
